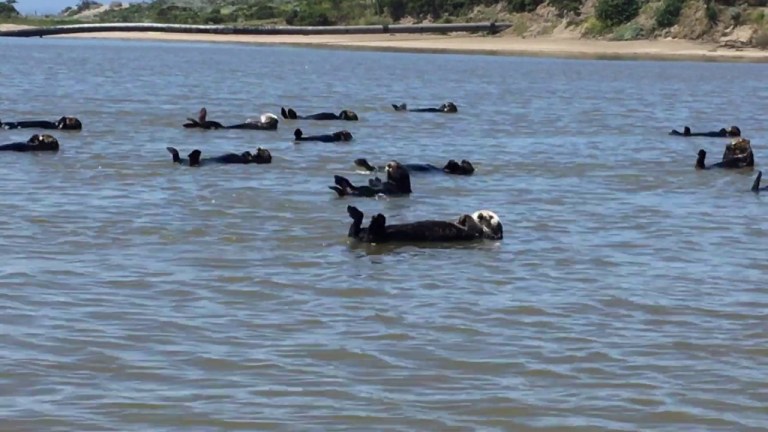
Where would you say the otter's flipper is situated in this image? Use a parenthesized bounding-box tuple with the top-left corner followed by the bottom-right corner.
(293, 128, 303, 140)
(752, 171, 763, 193)
(188, 149, 202, 167)
(334, 175, 354, 190)
(280, 107, 289, 119)
(167, 147, 182, 164)
(287, 108, 298, 119)
(329, 186, 346, 197)
(347, 205, 364, 222)
(392, 103, 407, 112)
(347, 205, 365, 238)
(184, 118, 201, 128)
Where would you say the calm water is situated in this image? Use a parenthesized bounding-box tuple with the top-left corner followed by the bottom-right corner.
(1, 37, 767, 431)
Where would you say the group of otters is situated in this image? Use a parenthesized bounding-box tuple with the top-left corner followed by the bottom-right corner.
(3, 107, 762, 245)
(0, 102, 503, 245)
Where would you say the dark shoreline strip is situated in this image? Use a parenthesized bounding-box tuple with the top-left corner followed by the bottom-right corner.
(0, 22, 511, 38)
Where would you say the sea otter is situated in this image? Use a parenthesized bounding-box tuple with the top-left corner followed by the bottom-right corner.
(330, 160, 412, 198)
(695, 137, 754, 170)
(183, 107, 225, 129)
(354, 158, 474, 175)
(293, 128, 353, 143)
(0, 134, 59, 152)
(280, 107, 358, 121)
(166, 147, 272, 166)
(669, 125, 741, 137)
(182, 108, 278, 130)
(391, 102, 458, 113)
(1, 116, 82, 131)
(226, 113, 279, 130)
(346, 205, 503, 244)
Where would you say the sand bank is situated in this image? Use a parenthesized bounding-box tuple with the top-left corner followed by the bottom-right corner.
(2, 24, 766, 62)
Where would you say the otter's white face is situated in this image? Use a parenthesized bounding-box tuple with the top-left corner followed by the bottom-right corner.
(385, 161, 398, 174)
(261, 113, 278, 123)
(472, 210, 503, 240)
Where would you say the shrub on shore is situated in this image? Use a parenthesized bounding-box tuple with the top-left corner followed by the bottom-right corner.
(0, 0, 20, 18)
(595, 0, 640, 27)
(655, 0, 684, 28)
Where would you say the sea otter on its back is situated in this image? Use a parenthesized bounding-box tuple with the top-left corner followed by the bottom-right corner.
(1, 116, 82, 131)
(330, 160, 412, 198)
(354, 158, 474, 175)
(0, 134, 60, 152)
(346, 205, 503, 244)
(391, 102, 458, 113)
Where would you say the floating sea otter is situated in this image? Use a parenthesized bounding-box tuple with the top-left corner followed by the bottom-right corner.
(346, 205, 503, 244)
(182, 107, 278, 130)
(280, 107, 358, 121)
(695, 137, 754, 170)
(330, 160, 412, 198)
(166, 146, 272, 166)
(1, 116, 82, 131)
(391, 102, 458, 113)
(293, 128, 353, 143)
(669, 125, 741, 137)
(227, 114, 279, 130)
(0, 134, 60, 152)
(354, 158, 475, 175)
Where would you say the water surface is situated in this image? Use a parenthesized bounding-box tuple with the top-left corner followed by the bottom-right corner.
(1, 37, 767, 431)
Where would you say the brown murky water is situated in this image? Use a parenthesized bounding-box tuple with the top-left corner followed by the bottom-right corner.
(1, 37, 767, 431)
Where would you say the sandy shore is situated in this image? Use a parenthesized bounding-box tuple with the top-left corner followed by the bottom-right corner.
(2, 23, 767, 62)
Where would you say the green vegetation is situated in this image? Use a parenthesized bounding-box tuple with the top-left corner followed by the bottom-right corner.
(595, 0, 640, 27)
(0, 0, 20, 18)
(655, 0, 684, 28)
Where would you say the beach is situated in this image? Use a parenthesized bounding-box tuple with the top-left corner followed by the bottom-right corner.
(2, 23, 767, 61)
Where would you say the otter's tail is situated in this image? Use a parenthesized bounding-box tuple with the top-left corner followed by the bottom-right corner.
(188, 149, 202, 167)
(167, 147, 181, 164)
(392, 103, 407, 112)
(752, 171, 763, 193)
(293, 128, 303, 141)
